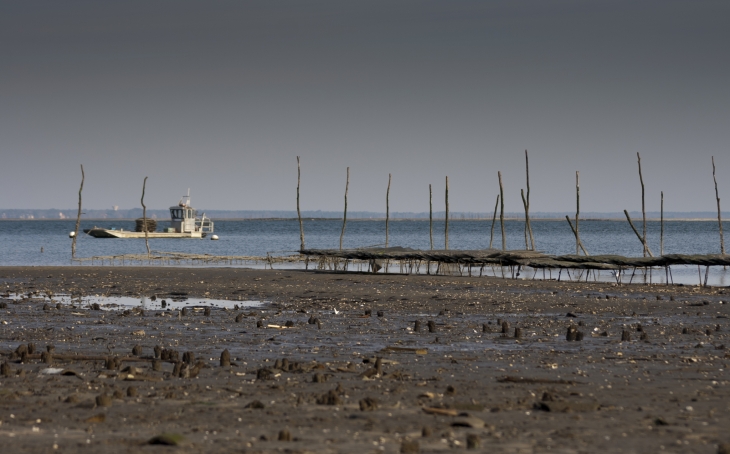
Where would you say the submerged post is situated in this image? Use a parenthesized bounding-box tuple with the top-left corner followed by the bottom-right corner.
(489, 194, 499, 249)
(297, 156, 305, 251)
(429, 184, 433, 250)
(71, 164, 84, 258)
(498, 171, 505, 250)
(339, 167, 349, 250)
(660, 191, 664, 256)
(712, 156, 725, 255)
(141, 176, 150, 257)
(385, 173, 391, 247)
(445, 176, 449, 250)
(637, 152, 648, 257)
(575, 171, 580, 255)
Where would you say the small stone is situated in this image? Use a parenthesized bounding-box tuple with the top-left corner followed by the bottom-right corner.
(65, 395, 79, 403)
(445, 385, 456, 395)
(307, 315, 315, 324)
(377, 310, 384, 317)
(56, 303, 62, 310)
(285, 320, 294, 327)
(256, 320, 264, 328)
(43, 303, 50, 311)
(640, 332, 649, 341)
(246, 400, 265, 409)
(236, 313, 245, 323)
(91, 303, 101, 310)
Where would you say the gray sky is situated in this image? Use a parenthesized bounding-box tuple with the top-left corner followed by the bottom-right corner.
(1, 1, 728, 214)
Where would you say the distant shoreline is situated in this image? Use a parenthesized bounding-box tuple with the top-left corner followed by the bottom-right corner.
(0, 217, 724, 222)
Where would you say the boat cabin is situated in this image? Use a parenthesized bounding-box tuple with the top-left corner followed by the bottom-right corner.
(169, 193, 214, 235)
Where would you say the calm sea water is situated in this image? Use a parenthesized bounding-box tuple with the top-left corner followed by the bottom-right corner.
(1, 219, 728, 286)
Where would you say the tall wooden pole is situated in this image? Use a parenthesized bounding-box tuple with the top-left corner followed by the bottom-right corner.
(637, 152, 647, 257)
(660, 191, 664, 256)
(429, 184, 433, 250)
(498, 171, 505, 250)
(444, 176, 449, 250)
(339, 167, 349, 250)
(520, 150, 535, 250)
(489, 194, 499, 249)
(71, 164, 84, 258)
(575, 171, 580, 255)
(713, 156, 725, 255)
(141, 176, 150, 257)
(297, 156, 305, 251)
(385, 173, 391, 247)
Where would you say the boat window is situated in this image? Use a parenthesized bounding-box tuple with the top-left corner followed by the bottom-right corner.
(171, 209, 183, 219)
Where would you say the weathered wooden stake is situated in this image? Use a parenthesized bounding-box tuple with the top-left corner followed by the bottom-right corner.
(71, 164, 84, 258)
(575, 171, 580, 255)
(385, 173, 391, 247)
(339, 167, 349, 250)
(498, 171, 505, 250)
(296, 156, 305, 251)
(624, 210, 654, 257)
(712, 156, 725, 255)
(637, 152, 648, 257)
(660, 191, 664, 256)
(444, 176, 449, 250)
(141, 176, 150, 257)
(489, 194, 499, 249)
(429, 184, 433, 250)
(565, 216, 589, 255)
(520, 150, 535, 250)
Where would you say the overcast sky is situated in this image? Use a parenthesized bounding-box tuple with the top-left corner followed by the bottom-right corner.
(1, 1, 728, 214)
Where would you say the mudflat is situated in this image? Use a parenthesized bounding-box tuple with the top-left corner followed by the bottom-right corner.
(0, 266, 729, 453)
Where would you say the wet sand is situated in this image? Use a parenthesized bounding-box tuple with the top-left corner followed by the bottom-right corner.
(1, 266, 729, 453)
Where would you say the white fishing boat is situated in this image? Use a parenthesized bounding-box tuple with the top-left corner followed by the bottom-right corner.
(84, 191, 214, 239)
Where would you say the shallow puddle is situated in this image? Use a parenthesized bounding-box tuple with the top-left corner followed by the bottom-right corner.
(7, 293, 264, 311)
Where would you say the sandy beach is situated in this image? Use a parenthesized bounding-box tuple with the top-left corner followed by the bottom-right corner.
(0, 266, 729, 453)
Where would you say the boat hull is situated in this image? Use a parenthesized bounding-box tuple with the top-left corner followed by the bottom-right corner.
(83, 228, 206, 239)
